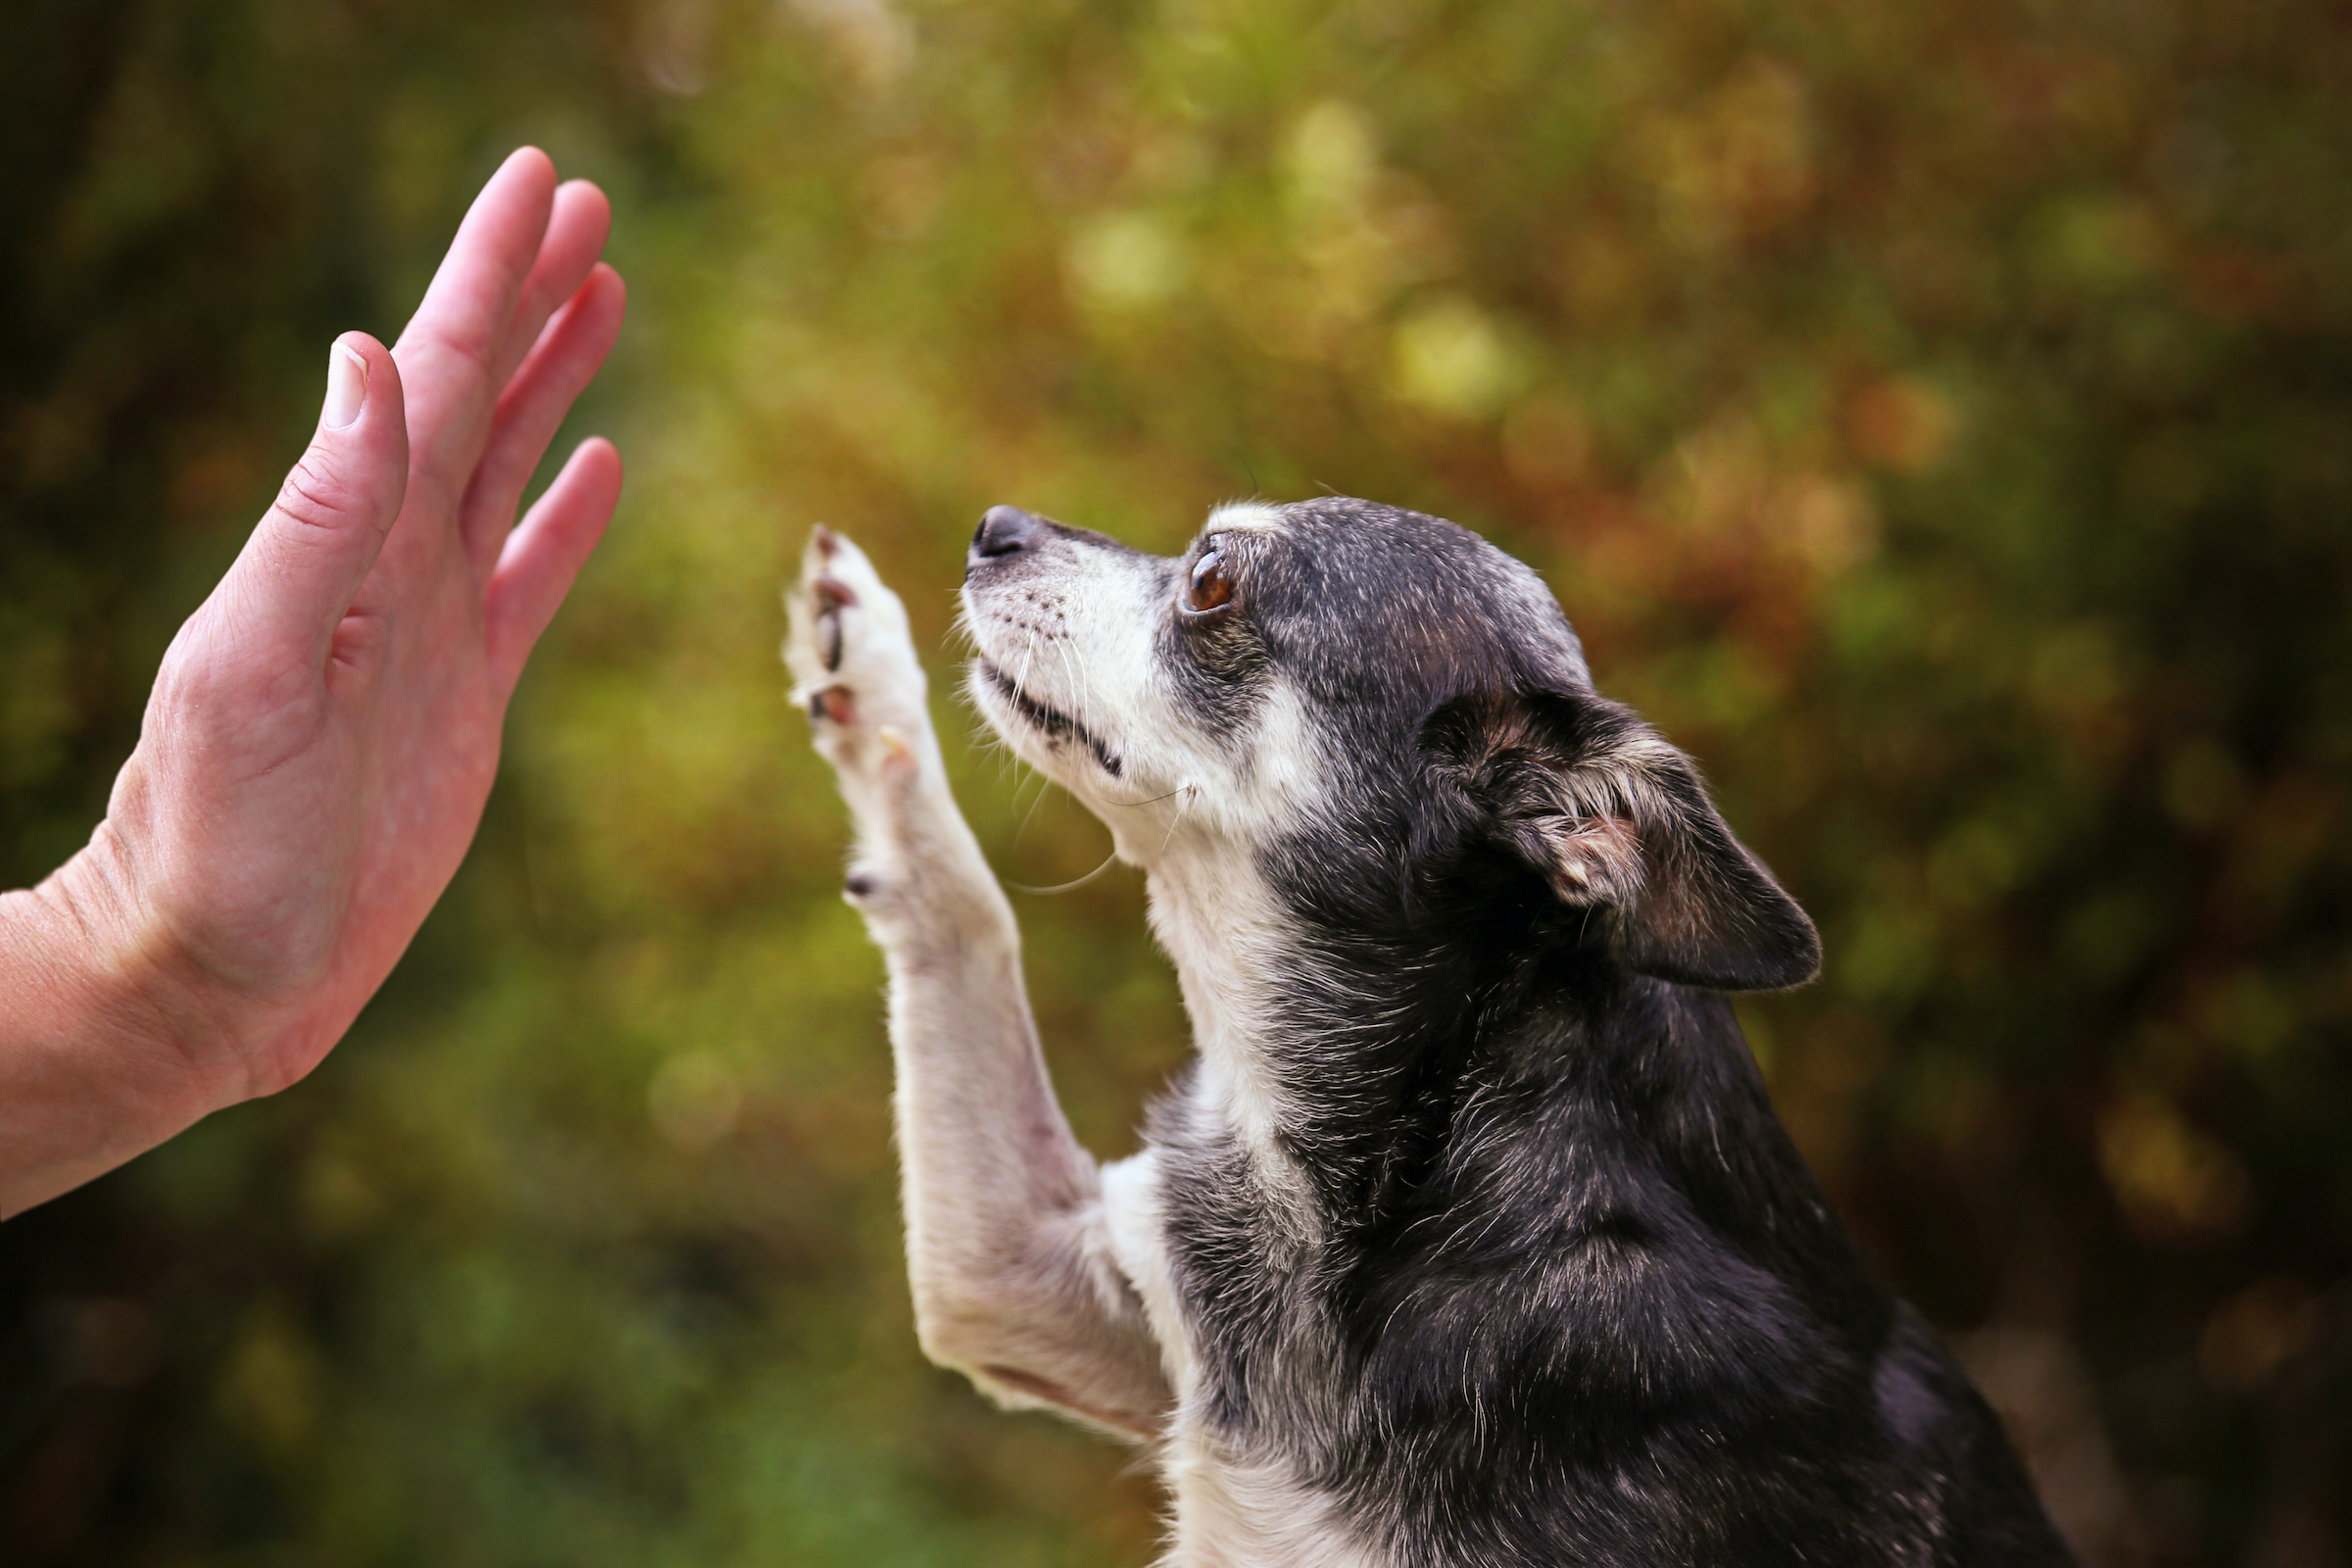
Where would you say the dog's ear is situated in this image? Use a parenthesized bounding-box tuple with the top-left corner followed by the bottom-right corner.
(1423, 690, 1820, 992)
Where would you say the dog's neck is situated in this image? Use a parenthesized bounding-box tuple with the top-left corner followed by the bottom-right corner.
(1140, 844, 1332, 1218)
(1140, 835, 1615, 1215)
(1145, 831, 1820, 1222)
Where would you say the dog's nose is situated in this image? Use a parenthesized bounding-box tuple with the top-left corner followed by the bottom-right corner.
(971, 505, 1041, 564)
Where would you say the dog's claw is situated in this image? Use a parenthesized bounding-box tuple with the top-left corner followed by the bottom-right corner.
(811, 573, 858, 673)
(811, 524, 840, 561)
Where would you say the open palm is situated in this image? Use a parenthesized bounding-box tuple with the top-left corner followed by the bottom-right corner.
(69, 148, 626, 1112)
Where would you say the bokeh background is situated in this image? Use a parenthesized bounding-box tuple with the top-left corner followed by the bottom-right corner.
(3, 0, 2348, 1562)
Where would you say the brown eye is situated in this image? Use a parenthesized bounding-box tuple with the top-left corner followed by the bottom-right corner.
(1185, 545, 1235, 613)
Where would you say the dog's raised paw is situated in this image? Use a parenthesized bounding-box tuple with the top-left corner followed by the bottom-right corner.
(784, 528, 932, 783)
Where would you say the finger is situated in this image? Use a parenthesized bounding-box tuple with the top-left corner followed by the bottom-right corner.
(460, 263, 627, 577)
(220, 333, 410, 661)
(484, 437, 623, 700)
(488, 179, 612, 396)
(391, 147, 558, 502)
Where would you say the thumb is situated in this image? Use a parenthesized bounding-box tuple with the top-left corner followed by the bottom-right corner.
(226, 333, 409, 659)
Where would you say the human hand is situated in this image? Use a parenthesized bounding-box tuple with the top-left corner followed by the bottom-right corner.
(0, 148, 626, 1214)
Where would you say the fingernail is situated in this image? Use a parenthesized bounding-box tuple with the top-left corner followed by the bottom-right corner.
(322, 342, 368, 429)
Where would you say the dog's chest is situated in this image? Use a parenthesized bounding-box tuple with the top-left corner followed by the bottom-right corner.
(1101, 1147, 1392, 1568)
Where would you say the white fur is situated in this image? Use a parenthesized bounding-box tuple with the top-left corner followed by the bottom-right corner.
(1162, 1439, 1387, 1568)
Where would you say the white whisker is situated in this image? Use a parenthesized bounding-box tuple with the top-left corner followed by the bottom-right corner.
(1005, 847, 1122, 896)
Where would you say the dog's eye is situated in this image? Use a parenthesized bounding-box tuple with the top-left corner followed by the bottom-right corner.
(1185, 545, 1235, 613)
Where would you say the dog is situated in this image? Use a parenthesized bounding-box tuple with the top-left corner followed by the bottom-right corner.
(785, 498, 2073, 1567)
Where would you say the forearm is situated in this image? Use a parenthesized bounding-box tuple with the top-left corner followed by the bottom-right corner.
(854, 767, 1100, 1237)
(875, 906, 1169, 1435)
(856, 785, 1167, 1429)
(882, 924, 1102, 1287)
(0, 844, 235, 1218)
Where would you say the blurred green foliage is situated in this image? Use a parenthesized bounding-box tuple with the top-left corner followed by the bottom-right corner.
(3, 0, 2349, 1563)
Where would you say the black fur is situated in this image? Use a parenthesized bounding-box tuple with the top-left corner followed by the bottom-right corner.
(1122, 499, 2074, 1565)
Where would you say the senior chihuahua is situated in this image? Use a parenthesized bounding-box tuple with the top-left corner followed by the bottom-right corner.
(784, 499, 2072, 1567)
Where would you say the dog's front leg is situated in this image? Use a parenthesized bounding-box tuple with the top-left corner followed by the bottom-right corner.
(784, 529, 1170, 1440)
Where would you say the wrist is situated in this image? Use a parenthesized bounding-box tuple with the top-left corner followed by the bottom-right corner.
(0, 829, 256, 1216)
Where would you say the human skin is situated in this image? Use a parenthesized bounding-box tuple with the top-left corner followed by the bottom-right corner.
(0, 147, 627, 1217)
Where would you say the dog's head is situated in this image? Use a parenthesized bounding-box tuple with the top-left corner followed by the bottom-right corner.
(960, 497, 1816, 992)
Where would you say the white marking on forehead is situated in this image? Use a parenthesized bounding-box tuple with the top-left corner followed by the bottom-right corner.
(1203, 501, 1289, 535)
